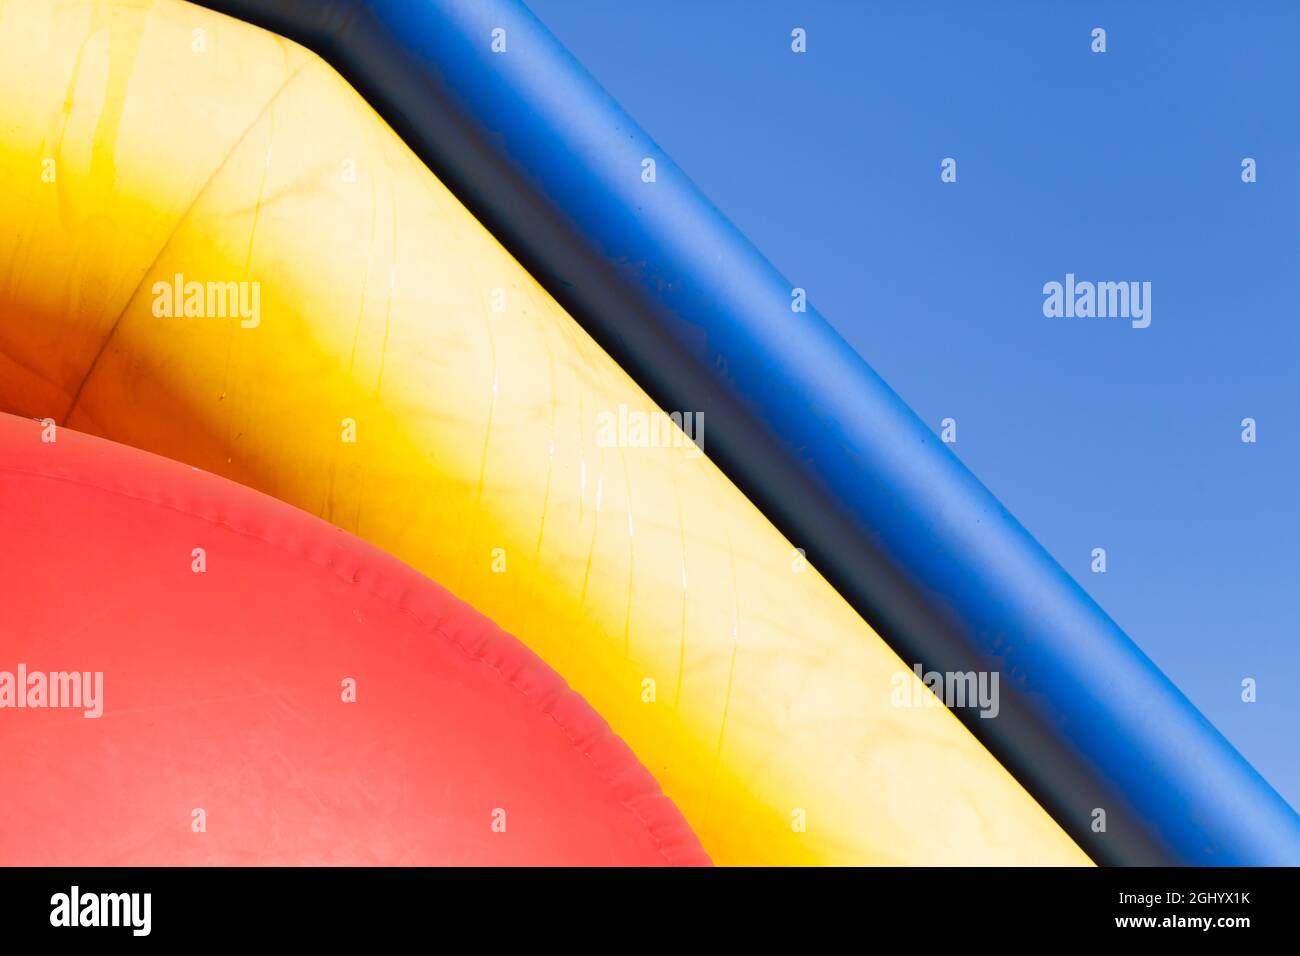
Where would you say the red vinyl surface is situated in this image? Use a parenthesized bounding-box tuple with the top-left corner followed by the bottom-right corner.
(0, 413, 708, 865)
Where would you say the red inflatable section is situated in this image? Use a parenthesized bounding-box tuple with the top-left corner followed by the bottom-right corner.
(0, 413, 708, 866)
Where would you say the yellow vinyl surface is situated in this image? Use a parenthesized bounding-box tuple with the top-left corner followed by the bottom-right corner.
(0, 0, 1089, 865)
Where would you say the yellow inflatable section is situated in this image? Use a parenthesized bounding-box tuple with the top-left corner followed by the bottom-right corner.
(0, 0, 1088, 865)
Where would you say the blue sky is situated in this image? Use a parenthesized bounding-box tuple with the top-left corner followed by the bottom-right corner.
(526, 0, 1300, 809)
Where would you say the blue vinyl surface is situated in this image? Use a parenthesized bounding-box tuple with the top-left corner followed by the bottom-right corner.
(193, 0, 1300, 865)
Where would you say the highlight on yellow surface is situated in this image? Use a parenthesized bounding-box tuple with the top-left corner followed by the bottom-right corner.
(0, 0, 1089, 865)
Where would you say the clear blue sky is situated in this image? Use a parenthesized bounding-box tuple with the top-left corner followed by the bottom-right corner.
(526, 0, 1300, 810)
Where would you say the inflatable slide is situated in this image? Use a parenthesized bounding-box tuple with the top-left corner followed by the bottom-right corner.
(0, 0, 1295, 866)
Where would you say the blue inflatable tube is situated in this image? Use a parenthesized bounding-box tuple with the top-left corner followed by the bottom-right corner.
(194, 0, 1300, 865)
